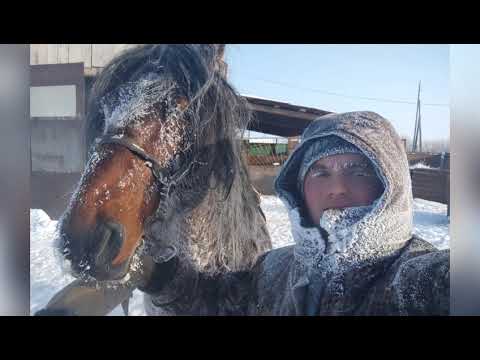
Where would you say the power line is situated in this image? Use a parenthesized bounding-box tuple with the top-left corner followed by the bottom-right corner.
(246, 76, 449, 107)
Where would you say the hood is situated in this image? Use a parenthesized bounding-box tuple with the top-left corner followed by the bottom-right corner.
(274, 111, 413, 273)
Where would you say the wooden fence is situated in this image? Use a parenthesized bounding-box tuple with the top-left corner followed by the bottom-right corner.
(410, 168, 450, 216)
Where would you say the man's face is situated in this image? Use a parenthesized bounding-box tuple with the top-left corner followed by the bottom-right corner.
(303, 153, 384, 225)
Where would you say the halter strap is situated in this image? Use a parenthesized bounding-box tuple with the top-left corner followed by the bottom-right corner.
(95, 134, 234, 222)
(97, 135, 209, 189)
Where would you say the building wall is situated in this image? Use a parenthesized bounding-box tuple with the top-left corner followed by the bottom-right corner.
(30, 63, 86, 173)
(30, 44, 137, 67)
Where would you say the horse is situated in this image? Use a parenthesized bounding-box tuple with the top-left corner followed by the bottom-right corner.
(56, 44, 272, 296)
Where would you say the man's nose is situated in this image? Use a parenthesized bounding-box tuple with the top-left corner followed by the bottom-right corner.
(327, 175, 349, 198)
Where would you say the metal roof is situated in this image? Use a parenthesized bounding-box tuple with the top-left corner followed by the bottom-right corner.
(244, 96, 331, 137)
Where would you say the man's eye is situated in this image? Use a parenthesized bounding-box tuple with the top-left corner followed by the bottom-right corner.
(351, 170, 374, 177)
(311, 170, 329, 178)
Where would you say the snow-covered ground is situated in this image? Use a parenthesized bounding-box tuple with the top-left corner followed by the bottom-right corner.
(410, 162, 434, 170)
(411, 198, 450, 250)
(30, 196, 449, 316)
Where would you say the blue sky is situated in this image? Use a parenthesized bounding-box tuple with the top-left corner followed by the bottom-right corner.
(225, 45, 449, 141)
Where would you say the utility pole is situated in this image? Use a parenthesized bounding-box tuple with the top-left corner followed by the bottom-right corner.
(412, 81, 423, 152)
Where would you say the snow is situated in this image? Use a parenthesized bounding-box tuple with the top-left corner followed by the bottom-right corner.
(242, 130, 288, 142)
(412, 198, 450, 250)
(241, 94, 287, 103)
(101, 72, 163, 132)
(30, 196, 449, 316)
(410, 162, 434, 170)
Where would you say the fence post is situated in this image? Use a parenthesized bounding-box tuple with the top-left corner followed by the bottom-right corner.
(288, 136, 299, 155)
(446, 170, 450, 217)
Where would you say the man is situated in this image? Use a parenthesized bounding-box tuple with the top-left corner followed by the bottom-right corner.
(37, 111, 449, 316)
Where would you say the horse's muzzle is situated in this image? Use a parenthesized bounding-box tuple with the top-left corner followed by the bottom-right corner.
(66, 220, 129, 281)
(88, 220, 127, 280)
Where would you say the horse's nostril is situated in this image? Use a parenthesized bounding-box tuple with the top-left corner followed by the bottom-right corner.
(93, 221, 124, 268)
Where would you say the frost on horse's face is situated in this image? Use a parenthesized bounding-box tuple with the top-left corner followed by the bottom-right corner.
(58, 73, 192, 282)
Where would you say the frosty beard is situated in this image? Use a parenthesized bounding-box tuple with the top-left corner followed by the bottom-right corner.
(319, 204, 374, 255)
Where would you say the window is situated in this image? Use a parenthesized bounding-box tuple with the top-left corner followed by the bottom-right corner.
(30, 85, 76, 118)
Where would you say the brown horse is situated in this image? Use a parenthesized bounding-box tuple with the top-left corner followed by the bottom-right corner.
(56, 44, 271, 288)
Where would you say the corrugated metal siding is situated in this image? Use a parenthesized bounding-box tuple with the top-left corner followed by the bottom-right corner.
(30, 44, 137, 67)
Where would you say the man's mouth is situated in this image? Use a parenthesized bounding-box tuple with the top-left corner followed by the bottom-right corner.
(323, 204, 351, 212)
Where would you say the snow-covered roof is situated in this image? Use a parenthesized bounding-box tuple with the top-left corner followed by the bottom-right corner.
(240, 93, 289, 103)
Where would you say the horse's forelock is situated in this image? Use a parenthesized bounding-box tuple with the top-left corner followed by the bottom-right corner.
(86, 44, 245, 148)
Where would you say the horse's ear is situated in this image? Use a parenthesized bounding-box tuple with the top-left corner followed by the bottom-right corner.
(194, 44, 227, 77)
(215, 44, 225, 59)
(214, 44, 227, 78)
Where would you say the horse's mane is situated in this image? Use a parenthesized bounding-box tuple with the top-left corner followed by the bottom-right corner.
(84, 44, 271, 274)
